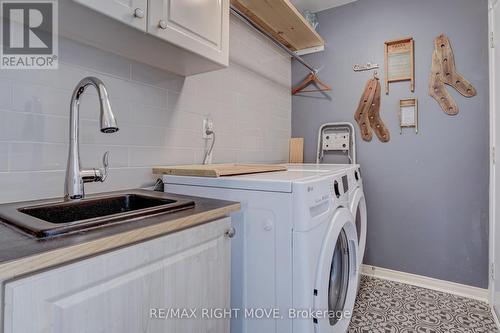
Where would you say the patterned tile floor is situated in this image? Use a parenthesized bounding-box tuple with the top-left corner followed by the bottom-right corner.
(348, 276, 498, 333)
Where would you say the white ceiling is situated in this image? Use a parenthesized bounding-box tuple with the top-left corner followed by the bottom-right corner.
(290, 0, 358, 13)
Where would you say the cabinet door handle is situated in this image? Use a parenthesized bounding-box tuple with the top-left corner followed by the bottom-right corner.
(158, 19, 168, 29)
(133, 8, 145, 18)
(224, 227, 236, 238)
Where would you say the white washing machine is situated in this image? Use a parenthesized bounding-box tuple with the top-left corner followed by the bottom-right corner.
(286, 164, 367, 269)
(163, 170, 359, 333)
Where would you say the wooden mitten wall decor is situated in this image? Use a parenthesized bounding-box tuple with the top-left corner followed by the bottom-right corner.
(354, 75, 390, 142)
(368, 78, 390, 142)
(429, 34, 477, 115)
(430, 49, 459, 115)
(354, 78, 376, 141)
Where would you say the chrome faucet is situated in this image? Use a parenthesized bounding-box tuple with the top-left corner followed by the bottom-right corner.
(64, 77, 119, 200)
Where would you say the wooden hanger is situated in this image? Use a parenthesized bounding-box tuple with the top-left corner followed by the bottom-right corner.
(292, 72, 331, 95)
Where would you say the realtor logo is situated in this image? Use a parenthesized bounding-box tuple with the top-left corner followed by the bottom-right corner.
(1, 0, 58, 69)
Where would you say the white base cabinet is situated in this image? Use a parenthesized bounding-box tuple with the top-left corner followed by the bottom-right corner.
(3, 218, 231, 333)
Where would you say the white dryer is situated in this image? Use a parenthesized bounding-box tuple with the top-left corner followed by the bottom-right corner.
(292, 177, 359, 333)
(286, 164, 367, 269)
(163, 170, 359, 333)
(346, 167, 366, 269)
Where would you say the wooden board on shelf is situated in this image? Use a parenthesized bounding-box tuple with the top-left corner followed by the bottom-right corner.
(289, 138, 304, 163)
(153, 164, 287, 178)
(230, 0, 324, 51)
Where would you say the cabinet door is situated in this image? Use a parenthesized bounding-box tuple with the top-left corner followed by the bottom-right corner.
(73, 0, 148, 32)
(4, 218, 231, 333)
(148, 0, 229, 66)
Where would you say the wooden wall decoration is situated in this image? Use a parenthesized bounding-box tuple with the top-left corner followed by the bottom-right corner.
(429, 34, 477, 115)
(399, 98, 418, 134)
(384, 37, 415, 95)
(354, 75, 390, 143)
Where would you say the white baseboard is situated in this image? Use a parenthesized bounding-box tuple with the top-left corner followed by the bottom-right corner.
(361, 264, 489, 303)
(492, 307, 500, 331)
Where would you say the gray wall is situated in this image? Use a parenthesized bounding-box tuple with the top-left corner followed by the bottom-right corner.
(0, 16, 291, 204)
(292, 0, 489, 288)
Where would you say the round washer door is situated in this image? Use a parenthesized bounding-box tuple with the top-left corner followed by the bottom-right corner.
(350, 188, 367, 268)
(313, 207, 358, 332)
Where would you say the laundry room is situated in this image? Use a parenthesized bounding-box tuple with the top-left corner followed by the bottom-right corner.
(0, 0, 497, 332)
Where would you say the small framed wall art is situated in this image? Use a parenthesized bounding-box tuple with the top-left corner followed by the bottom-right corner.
(399, 98, 418, 134)
(384, 37, 415, 95)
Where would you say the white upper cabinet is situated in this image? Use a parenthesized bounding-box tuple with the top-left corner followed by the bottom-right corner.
(148, 0, 229, 65)
(63, 0, 229, 75)
(73, 0, 148, 32)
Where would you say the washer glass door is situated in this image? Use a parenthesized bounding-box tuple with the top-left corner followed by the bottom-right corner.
(328, 229, 350, 326)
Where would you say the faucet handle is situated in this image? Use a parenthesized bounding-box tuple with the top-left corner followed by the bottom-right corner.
(81, 152, 110, 183)
(97, 151, 110, 182)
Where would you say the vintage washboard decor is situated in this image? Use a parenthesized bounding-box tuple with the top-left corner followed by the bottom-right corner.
(399, 98, 418, 134)
(384, 37, 415, 95)
(429, 34, 476, 115)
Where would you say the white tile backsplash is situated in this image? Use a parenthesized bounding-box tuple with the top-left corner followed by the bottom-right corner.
(0, 111, 69, 143)
(9, 143, 67, 171)
(80, 145, 129, 169)
(59, 37, 133, 79)
(0, 81, 12, 109)
(0, 144, 8, 171)
(128, 147, 195, 167)
(11, 83, 69, 116)
(0, 171, 65, 203)
(0, 16, 291, 203)
(128, 105, 168, 127)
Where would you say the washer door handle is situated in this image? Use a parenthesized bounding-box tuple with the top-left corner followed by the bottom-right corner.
(349, 239, 358, 275)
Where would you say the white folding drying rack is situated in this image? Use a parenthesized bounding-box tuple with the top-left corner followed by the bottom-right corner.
(316, 122, 356, 164)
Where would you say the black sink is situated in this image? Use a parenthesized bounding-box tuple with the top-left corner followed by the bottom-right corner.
(20, 194, 179, 224)
(0, 190, 195, 238)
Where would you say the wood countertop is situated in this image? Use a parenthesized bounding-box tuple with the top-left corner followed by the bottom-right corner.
(153, 163, 287, 177)
(0, 191, 240, 282)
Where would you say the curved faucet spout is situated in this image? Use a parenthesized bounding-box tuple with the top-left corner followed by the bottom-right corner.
(65, 77, 119, 200)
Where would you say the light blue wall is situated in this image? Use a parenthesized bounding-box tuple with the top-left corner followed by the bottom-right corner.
(292, 0, 489, 287)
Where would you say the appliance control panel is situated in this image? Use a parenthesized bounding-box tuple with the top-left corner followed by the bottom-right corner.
(322, 132, 350, 151)
(292, 175, 349, 231)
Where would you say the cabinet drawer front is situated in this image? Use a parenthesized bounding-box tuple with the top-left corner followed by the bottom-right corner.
(4, 218, 231, 333)
(73, 0, 148, 32)
(148, 0, 229, 65)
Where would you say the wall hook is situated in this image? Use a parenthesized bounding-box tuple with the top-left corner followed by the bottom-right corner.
(353, 62, 380, 72)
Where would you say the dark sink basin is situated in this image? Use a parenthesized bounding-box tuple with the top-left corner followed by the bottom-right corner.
(20, 194, 179, 224)
(0, 189, 195, 238)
